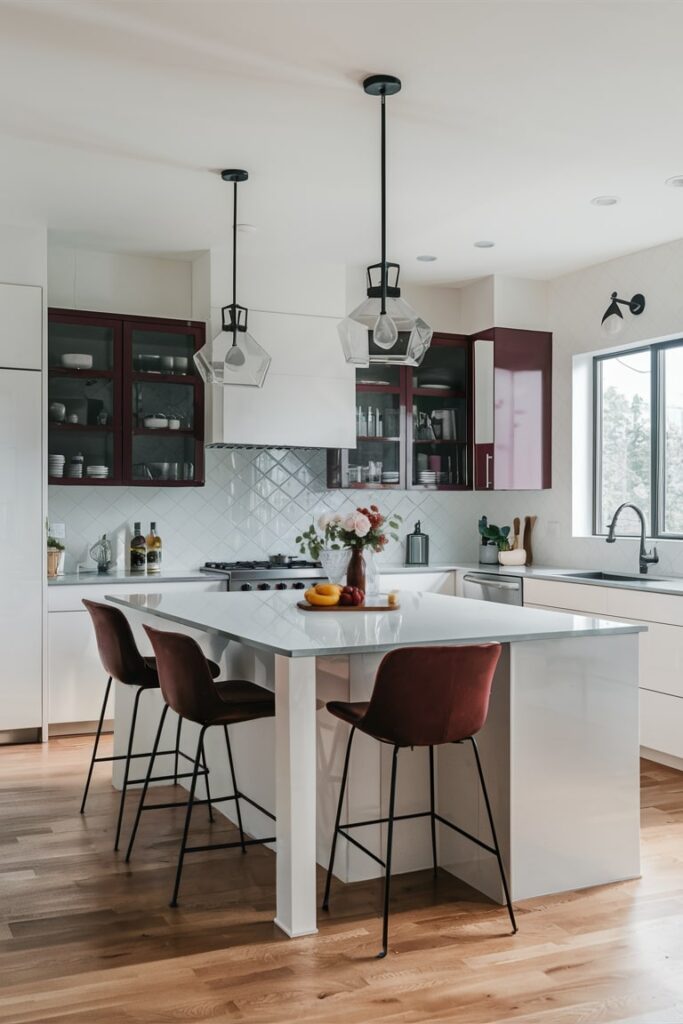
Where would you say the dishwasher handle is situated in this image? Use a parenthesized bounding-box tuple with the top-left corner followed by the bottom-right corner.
(462, 574, 521, 591)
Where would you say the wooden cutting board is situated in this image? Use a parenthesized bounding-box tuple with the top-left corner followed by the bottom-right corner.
(297, 600, 400, 612)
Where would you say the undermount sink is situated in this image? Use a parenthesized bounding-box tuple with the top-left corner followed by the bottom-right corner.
(562, 570, 674, 584)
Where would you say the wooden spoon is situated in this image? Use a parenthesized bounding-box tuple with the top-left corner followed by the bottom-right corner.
(513, 517, 521, 550)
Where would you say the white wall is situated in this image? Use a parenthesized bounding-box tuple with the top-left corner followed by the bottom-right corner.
(478, 237, 683, 575)
(47, 243, 194, 319)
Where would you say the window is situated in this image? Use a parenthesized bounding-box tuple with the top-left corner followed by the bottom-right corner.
(594, 340, 683, 537)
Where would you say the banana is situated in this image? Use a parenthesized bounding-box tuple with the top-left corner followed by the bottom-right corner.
(314, 583, 343, 597)
(304, 587, 340, 607)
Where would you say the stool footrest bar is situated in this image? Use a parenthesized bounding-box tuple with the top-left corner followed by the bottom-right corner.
(433, 813, 496, 855)
(337, 827, 386, 868)
(185, 836, 275, 855)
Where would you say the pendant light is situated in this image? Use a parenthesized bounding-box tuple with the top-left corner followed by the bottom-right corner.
(194, 170, 271, 388)
(339, 75, 433, 367)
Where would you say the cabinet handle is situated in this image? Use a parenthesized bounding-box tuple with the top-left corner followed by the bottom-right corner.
(485, 453, 493, 489)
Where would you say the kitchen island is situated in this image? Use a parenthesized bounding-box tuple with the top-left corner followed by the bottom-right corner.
(107, 589, 645, 939)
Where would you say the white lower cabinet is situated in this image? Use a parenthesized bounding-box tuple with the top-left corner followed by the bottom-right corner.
(524, 577, 683, 763)
(379, 572, 456, 596)
(47, 580, 226, 731)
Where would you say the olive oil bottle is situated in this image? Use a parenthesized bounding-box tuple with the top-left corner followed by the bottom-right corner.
(130, 522, 146, 574)
(146, 522, 162, 574)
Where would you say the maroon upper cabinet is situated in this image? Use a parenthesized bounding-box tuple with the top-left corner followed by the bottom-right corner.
(473, 328, 552, 490)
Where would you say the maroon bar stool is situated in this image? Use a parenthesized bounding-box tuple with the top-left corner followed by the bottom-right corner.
(81, 600, 220, 851)
(125, 624, 276, 908)
(322, 643, 516, 957)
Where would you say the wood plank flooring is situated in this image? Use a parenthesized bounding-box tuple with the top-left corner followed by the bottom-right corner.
(0, 737, 682, 1023)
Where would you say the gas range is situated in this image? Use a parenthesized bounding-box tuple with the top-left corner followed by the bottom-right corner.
(201, 559, 325, 592)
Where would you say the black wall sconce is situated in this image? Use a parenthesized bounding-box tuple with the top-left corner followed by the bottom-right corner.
(601, 291, 646, 336)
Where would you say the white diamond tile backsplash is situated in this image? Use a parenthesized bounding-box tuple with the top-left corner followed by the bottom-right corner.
(49, 449, 481, 573)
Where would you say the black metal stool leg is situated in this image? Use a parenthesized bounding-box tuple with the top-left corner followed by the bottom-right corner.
(470, 737, 517, 934)
(224, 725, 246, 853)
(322, 726, 355, 911)
(170, 725, 206, 908)
(173, 715, 182, 785)
(378, 744, 400, 959)
(125, 703, 169, 862)
(429, 745, 438, 879)
(201, 736, 214, 823)
(80, 675, 112, 814)
(114, 685, 144, 851)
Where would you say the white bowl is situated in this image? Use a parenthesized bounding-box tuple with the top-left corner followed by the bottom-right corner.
(61, 353, 93, 370)
(143, 416, 168, 429)
(498, 549, 527, 566)
(167, 418, 180, 430)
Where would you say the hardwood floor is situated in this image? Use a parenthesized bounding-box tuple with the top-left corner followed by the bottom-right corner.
(0, 738, 682, 1024)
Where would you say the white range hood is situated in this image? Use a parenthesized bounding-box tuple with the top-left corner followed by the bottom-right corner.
(205, 308, 356, 448)
(199, 251, 356, 449)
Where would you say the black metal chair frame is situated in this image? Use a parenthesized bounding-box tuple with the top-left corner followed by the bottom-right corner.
(125, 703, 276, 907)
(322, 727, 518, 958)
(80, 676, 213, 852)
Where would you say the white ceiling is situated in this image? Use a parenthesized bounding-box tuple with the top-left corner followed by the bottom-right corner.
(2, 0, 683, 284)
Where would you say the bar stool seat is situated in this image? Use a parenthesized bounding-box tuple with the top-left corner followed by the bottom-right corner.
(126, 624, 276, 908)
(81, 599, 221, 852)
(323, 644, 517, 958)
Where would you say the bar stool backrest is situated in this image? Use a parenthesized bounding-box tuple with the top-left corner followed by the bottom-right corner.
(83, 599, 151, 687)
(360, 644, 502, 747)
(143, 624, 220, 724)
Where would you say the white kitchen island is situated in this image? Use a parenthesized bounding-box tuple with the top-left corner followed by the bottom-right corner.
(107, 589, 645, 939)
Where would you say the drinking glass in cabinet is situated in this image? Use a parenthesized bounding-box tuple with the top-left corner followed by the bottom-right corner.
(49, 322, 114, 371)
(132, 434, 197, 482)
(132, 329, 197, 375)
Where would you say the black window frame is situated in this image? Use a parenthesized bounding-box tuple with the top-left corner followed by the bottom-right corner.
(593, 339, 683, 539)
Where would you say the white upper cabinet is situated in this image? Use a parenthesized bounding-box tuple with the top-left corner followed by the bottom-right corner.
(0, 282, 42, 370)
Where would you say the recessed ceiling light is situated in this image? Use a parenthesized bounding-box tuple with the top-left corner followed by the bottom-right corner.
(474, 240, 495, 248)
(665, 176, 683, 188)
(416, 254, 437, 262)
(590, 195, 619, 206)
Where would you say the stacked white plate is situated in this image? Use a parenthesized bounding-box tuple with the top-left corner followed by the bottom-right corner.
(86, 465, 108, 479)
(49, 454, 65, 478)
(418, 471, 437, 486)
(67, 462, 83, 479)
(381, 472, 399, 484)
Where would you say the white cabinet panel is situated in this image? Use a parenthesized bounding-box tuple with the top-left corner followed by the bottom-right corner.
(523, 578, 608, 615)
(380, 572, 455, 596)
(640, 690, 683, 759)
(0, 283, 42, 370)
(48, 580, 225, 727)
(0, 369, 43, 730)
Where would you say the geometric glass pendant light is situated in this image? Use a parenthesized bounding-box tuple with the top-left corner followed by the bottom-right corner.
(194, 170, 271, 388)
(339, 75, 433, 367)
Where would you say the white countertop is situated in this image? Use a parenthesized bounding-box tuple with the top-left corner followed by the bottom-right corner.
(107, 589, 644, 658)
(453, 562, 683, 597)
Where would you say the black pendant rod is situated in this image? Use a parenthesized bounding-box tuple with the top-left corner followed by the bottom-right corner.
(380, 91, 387, 316)
(232, 180, 238, 338)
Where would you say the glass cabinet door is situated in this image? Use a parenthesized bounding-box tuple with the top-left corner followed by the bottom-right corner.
(341, 366, 404, 487)
(48, 314, 121, 483)
(409, 338, 470, 489)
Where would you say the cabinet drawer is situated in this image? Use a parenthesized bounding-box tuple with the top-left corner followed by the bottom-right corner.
(640, 689, 683, 759)
(606, 587, 683, 628)
(523, 579, 608, 615)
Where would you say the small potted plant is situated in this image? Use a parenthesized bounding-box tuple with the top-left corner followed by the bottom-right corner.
(47, 533, 64, 578)
(478, 516, 501, 564)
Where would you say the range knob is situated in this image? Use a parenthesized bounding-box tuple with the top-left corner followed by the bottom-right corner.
(258, 582, 271, 591)
(275, 582, 288, 590)
(240, 583, 252, 592)
(292, 581, 306, 590)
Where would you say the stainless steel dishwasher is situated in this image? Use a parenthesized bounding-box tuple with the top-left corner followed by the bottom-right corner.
(461, 571, 523, 606)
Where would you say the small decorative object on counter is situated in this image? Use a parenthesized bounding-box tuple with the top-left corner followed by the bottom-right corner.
(89, 533, 113, 574)
(146, 522, 162, 573)
(522, 515, 537, 566)
(405, 521, 429, 566)
(498, 549, 526, 566)
(46, 527, 64, 579)
(130, 521, 147, 573)
(297, 504, 401, 594)
(479, 517, 513, 563)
